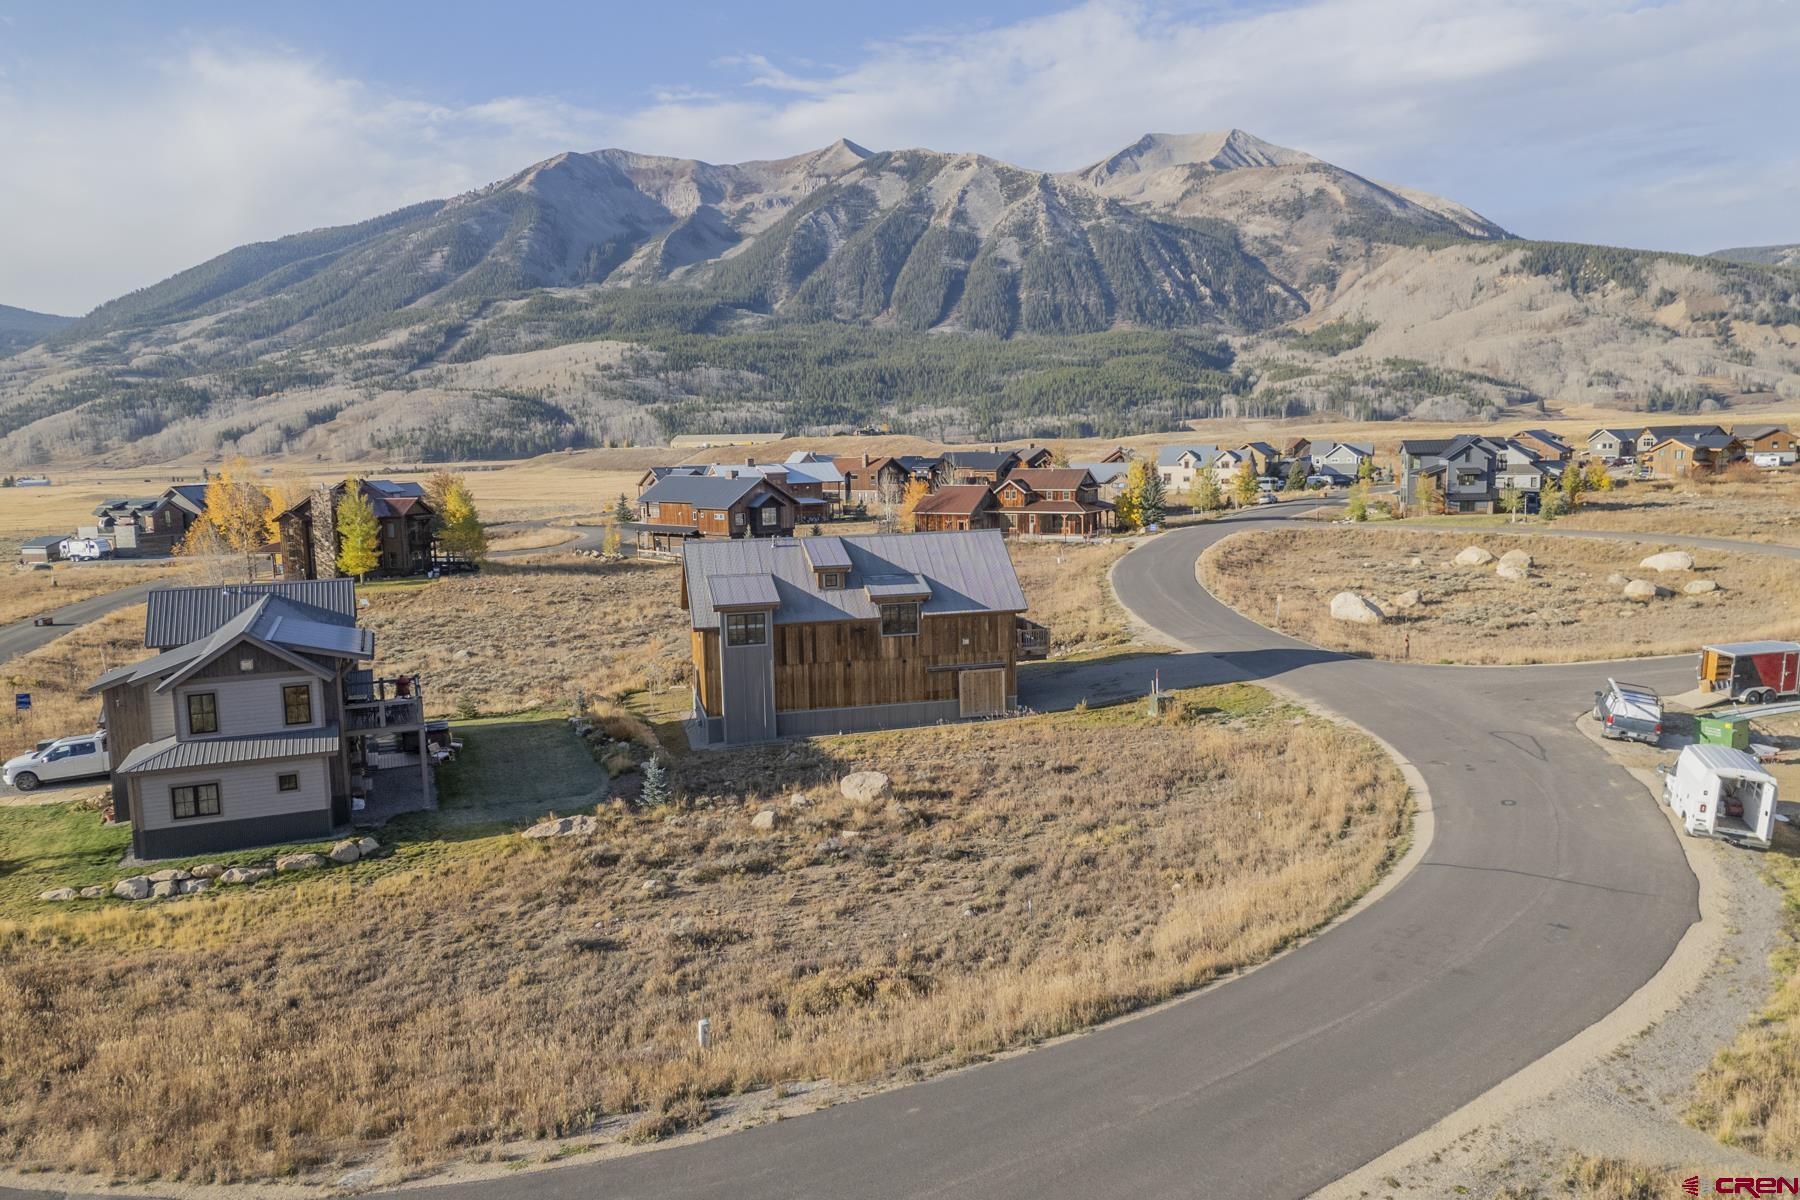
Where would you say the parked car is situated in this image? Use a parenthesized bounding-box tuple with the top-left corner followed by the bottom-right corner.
(1304, 474, 1336, 489)
(1254, 492, 1277, 505)
(1593, 679, 1662, 743)
(3, 731, 108, 791)
(1660, 744, 1777, 849)
(1699, 641, 1800, 704)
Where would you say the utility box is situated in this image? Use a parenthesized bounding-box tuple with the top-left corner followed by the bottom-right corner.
(1697, 715, 1751, 750)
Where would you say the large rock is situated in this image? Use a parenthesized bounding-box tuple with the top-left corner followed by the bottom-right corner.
(1454, 546, 1495, 566)
(1622, 579, 1663, 601)
(1496, 563, 1530, 582)
(179, 879, 209, 895)
(1684, 579, 1719, 595)
(189, 863, 227, 880)
(750, 809, 779, 831)
(1389, 589, 1422, 610)
(522, 814, 601, 839)
(1329, 591, 1385, 625)
(1639, 550, 1695, 572)
(327, 840, 363, 864)
(151, 880, 178, 898)
(112, 876, 151, 901)
(78, 885, 108, 900)
(218, 866, 271, 885)
(37, 887, 78, 901)
(1498, 549, 1533, 570)
(839, 771, 893, 803)
(275, 852, 327, 872)
(147, 868, 191, 884)
(356, 837, 381, 856)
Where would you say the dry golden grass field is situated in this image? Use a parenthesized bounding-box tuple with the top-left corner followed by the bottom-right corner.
(0, 605, 141, 765)
(1008, 540, 1137, 656)
(0, 558, 196, 626)
(1493, 1156, 1695, 1199)
(1198, 527, 1800, 665)
(1561, 468, 1800, 547)
(0, 681, 1408, 1184)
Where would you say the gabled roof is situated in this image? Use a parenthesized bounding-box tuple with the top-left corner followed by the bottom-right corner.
(831, 454, 901, 476)
(1242, 441, 1282, 457)
(96, 592, 372, 694)
(1399, 438, 1457, 456)
(1156, 444, 1216, 467)
(643, 465, 709, 482)
(912, 484, 996, 516)
(683, 531, 1026, 631)
(638, 473, 778, 508)
(1648, 432, 1733, 452)
(164, 484, 210, 514)
(710, 460, 844, 487)
(1733, 425, 1789, 441)
(92, 495, 169, 517)
(21, 534, 64, 549)
(1640, 423, 1726, 440)
(1317, 442, 1372, 458)
(116, 726, 342, 775)
(708, 573, 782, 610)
(1588, 427, 1641, 443)
(941, 450, 1017, 471)
(1513, 428, 1571, 449)
(1069, 462, 1129, 484)
(894, 455, 944, 474)
(143, 580, 357, 650)
(1002, 468, 1093, 492)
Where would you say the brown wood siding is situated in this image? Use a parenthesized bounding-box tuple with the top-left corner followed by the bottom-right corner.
(770, 612, 1016, 712)
(958, 667, 1007, 716)
(103, 682, 152, 768)
(692, 629, 723, 716)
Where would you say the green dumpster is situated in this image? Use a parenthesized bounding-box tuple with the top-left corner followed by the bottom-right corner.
(1697, 715, 1751, 750)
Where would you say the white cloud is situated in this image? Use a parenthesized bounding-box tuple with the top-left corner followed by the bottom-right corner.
(3, 0, 1797, 315)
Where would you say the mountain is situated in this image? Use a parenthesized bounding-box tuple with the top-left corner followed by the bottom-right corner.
(1711, 243, 1800, 268)
(0, 304, 75, 356)
(2, 131, 1797, 465)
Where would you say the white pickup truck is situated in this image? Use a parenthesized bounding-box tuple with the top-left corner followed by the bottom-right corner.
(3, 731, 109, 791)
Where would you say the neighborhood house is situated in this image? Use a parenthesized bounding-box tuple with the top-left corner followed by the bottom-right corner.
(682, 531, 1028, 744)
(629, 472, 800, 557)
(277, 479, 438, 579)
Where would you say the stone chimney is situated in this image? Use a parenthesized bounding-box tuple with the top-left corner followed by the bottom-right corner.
(746, 456, 755, 467)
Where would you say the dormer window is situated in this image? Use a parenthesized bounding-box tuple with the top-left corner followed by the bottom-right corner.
(818, 570, 845, 590)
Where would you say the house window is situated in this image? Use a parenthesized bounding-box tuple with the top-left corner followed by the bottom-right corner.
(759, 506, 779, 528)
(171, 782, 221, 820)
(278, 772, 300, 792)
(734, 511, 746, 527)
(725, 612, 767, 647)
(186, 691, 219, 735)
(880, 601, 921, 637)
(818, 570, 844, 589)
(283, 684, 313, 726)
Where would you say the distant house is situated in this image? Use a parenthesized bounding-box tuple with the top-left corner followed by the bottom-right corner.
(1239, 442, 1284, 477)
(893, 454, 950, 490)
(1069, 460, 1130, 501)
(1633, 424, 1727, 456)
(637, 465, 709, 494)
(1643, 432, 1740, 479)
(833, 454, 912, 507)
(681, 531, 1028, 744)
(941, 449, 1022, 487)
(629, 472, 799, 557)
(1310, 442, 1373, 483)
(1281, 437, 1313, 460)
(1586, 428, 1641, 461)
(276, 480, 437, 580)
(1511, 429, 1573, 462)
(1401, 435, 1506, 513)
(1156, 445, 1216, 493)
(1495, 449, 1557, 510)
(1013, 446, 1058, 470)
(706, 460, 836, 522)
(87, 580, 431, 859)
(786, 452, 856, 503)
(992, 468, 1114, 537)
(911, 485, 1002, 532)
(18, 534, 63, 564)
(1734, 425, 1796, 465)
(84, 495, 186, 557)
(1210, 447, 1255, 482)
(1095, 446, 1134, 463)
(163, 484, 211, 539)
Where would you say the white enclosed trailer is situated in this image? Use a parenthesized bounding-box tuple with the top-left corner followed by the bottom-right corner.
(1660, 744, 1777, 849)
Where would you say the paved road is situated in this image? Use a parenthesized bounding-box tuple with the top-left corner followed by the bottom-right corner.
(0, 511, 1730, 1200)
(486, 519, 609, 559)
(0, 580, 165, 666)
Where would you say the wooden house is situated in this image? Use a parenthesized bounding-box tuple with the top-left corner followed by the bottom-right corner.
(1586, 427, 1640, 461)
(84, 494, 187, 557)
(1643, 432, 1740, 478)
(637, 465, 708, 494)
(707, 461, 834, 521)
(833, 454, 912, 507)
(992, 468, 1114, 537)
(1239, 442, 1284, 476)
(629, 472, 799, 557)
(910, 484, 1001, 532)
(682, 531, 1028, 744)
(1734, 425, 1796, 465)
(941, 449, 1021, 486)
(1633, 424, 1726, 456)
(276, 479, 437, 579)
(1014, 446, 1057, 469)
(1511, 429, 1573, 462)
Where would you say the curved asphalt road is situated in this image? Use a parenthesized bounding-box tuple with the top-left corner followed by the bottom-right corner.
(10, 511, 1770, 1200)
(0, 580, 166, 666)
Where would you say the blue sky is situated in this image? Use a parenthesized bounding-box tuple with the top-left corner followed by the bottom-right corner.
(2, 0, 1797, 314)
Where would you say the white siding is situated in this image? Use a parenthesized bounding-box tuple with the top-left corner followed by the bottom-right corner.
(174, 673, 324, 738)
(136, 756, 331, 831)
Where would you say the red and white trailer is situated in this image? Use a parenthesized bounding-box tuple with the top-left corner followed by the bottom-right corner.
(1699, 641, 1800, 705)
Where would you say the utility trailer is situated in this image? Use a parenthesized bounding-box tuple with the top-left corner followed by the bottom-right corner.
(1699, 641, 1800, 705)
(1660, 744, 1777, 849)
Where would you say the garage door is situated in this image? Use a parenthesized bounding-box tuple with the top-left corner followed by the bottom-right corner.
(958, 668, 1007, 718)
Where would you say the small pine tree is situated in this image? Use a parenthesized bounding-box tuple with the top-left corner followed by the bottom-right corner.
(639, 756, 669, 805)
(613, 493, 634, 523)
(1136, 463, 1166, 526)
(1284, 461, 1307, 493)
(1357, 455, 1375, 482)
(335, 485, 381, 579)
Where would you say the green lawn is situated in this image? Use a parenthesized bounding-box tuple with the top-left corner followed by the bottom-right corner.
(431, 710, 608, 818)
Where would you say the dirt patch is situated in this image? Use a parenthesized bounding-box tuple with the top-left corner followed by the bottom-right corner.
(1198, 527, 1800, 664)
(0, 684, 1406, 1185)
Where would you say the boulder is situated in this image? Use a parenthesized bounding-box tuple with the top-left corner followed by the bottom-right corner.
(1639, 550, 1695, 572)
(275, 852, 327, 872)
(112, 876, 151, 901)
(1498, 549, 1533, 570)
(1684, 579, 1719, 595)
(218, 866, 271, 885)
(1329, 591, 1385, 625)
(189, 863, 227, 880)
(839, 771, 893, 803)
(1606, 571, 1630, 587)
(78, 885, 108, 900)
(522, 814, 601, 839)
(639, 877, 670, 898)
(1454, 546, 1495, 566)
(356, 837, 381, 856)
(37, 887, 78, 902)
(750, 809, 779, 832)
(147, 868, 191, 884)
(151, 880, 178, 898)
(327, 840, 363, 865)
(1622, 579, 1662, 602)
(1408, 557, 1424, 567)
(179, 879, 209, 895)
(1389, 589, 1422, 610)
(1496, 563, 1530, 582)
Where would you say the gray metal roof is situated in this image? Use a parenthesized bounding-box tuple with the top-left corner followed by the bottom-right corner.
(144, 580, 357, 649)
(802, 539, 852, 570)
(683, 531, 1026, 630)
(116, 726, 342, 775)
(1156, 444, 1216, 467)
(942, 450, 1016, 470)
(21, 534, 65, 548)
(864, 573, 930, 599)
(708, 573, 782, 609)
(638, 473, 769, 508)
(1705, 641, 1799, 655)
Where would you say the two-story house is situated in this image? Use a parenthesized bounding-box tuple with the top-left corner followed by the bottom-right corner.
(1643, 431, 1741, 478)
(1309, 442, 1373, 483)
(911, 484, 1002, 532)
(1633, 424, 1727, 456)
(707, 461, 835, 521)
(941, 449, 1022, 487)
(629, 472, 799, 557)
(1734, 425, 1796, 466)
(1586, 427, 1641, 462)
(276, 479, 438, 579)
(83, 493, 191, 557)
(88, 580, 430, 859)
(1156, 444, 1216, 493)
(1511, 429, 1573, 462)
(832, 454, 914, 508)
(1401, 435, 1507, 513)
(991, 468, 1114, 537)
